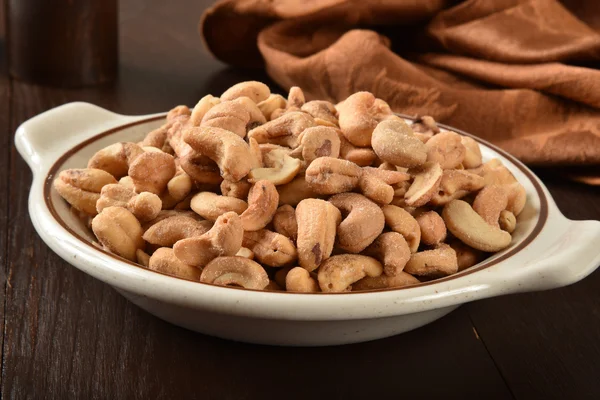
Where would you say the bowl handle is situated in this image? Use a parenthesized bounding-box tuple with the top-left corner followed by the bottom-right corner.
(508, 214, 600, 292)
(14, 102, 153, 174)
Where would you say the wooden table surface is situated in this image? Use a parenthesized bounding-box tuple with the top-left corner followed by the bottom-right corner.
(1, 1, 599, 399)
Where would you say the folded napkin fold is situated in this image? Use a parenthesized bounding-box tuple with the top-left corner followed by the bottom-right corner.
(201, 0, 600, 181)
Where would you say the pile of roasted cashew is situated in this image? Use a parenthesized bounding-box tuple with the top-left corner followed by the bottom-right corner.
(54, 81, 526, 292)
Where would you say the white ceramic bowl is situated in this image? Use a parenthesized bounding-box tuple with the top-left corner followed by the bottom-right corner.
(16, 102, 600, 346)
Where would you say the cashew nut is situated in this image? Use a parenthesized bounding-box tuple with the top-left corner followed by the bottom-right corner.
(371, 119, 428, 168)
(411, 115, 440, 137)
(415, 211, 447, 246)
(448, 240, 485, 271)
(143, 215, 212, 247)
(235, 247, 255, 260)
(336, 92, 392, 147)
(200, 256, 269, 289)
(426, 131, 466, 169)
(173, 212, 243, 267)
(88, 142, 144, 179)
(161, 171, 193, 208)
(240, 180, 279, 231)
(353, 272, 420, 291)
(293, 126, 341, 166)
(136, 249, 151, 267)
(296, 199, 341, 271)
(220, 81, 271, 103)
(277, 175, 323, 206)
(329, 193, 385, 253)
(189, 94, 221, 126)
(404, 244, 458, 278)
(141, 123, 173, 153)
(499, 210, 517, 233)
(472, 185, 509, 228)
(257, 94, 287, 120)
(381, 205, 421, 253)
(91, 206, 144, 261)
(200, 100, 251, 138)
(247, 149, 302, 185)
(128, 151, 177, 195)
(272, 204, 298, 241)
(54, 168, 118, 215)
(318, 254, 383, 292)
(461, 136, 483, 169)
(337, 130, 377, 166)
(301, 100, 338, 127)
(442, 200, 512, 252)
(363, 232, 411, 276)
(190, 191, 248, 221)
(243, 229, 297, 267)
(183, 125, 253, 182)
(287, 86, 305, 108)
(404, 162, 443, 207)
(166, 105, 191, 122)
(430, 169, 485, 206)
(305, 157, 362, 195)
(247, 111, 315, 148)
(357, 173, 394, 204)
(220, 179, 252, 200)
(149, 247, 202, 281)
(285, 267, 320, 292)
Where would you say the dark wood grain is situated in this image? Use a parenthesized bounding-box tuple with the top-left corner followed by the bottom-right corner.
(466, 175, 600, 400)
(1, 0, 599, 399)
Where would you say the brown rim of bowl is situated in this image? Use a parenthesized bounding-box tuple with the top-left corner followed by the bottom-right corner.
(44, 113, 549, 295)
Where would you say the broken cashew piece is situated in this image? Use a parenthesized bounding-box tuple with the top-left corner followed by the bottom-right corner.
(318, 254, 383, 292)
(296, 199, 341, 271)
(305, 157, 362, 195)
(442, 200, 512, 252)
(247, 149, 302, 185)
(243, 229, 298, 267)
(301, 100, 338, 126)
(363, 232, 411, 276)
(200, 256, 269, 290)
(329, 193, 385, 253)
(404, 162, 443, 207)
(285, 267, 320, 292)
(240, 180, 279, 231)
(149, 247, 202, 281)
(404, 244, 458, 278)
(382, 205, 421, 253)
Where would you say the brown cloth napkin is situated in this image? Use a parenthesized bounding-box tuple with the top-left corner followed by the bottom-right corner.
(200, 0, 600, 182)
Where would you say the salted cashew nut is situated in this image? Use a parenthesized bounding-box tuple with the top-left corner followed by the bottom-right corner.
(183, 125, 253, 181)
(242, 229, 297, 267)
(190, 191, 248, 221)
(336, 92, 392, 147)
(189, 94, 221, 126)
(381, 205, 421, 253)
(200, 256, 269, 290)
(337, 130, 377, 166)
(318, 254, 383, 292)
(235, 247, 255, 260)
(415, 211, 447, 246)
(292, 126, 341, 166)
(472, 185, 509, 228)
(54, 168, 117, 215)
(285, 267, 320, 292)
(499, 210, 517, 233)
(442, 200, 512, 252)
(404, 162, 443, 207)
(220, 179, 252, 200)
(240, 180, 279, 231)
(136, 249, 151, 267)
(329, 193, 385, 253)
(363, 232, 411, 276)
(372, 119, 428, 168)
(148, 247, 202, 281)
(272, 204, 298, 241)
(448, 240, 485, 271)
(287, 86, 305, 108)
(257, 94, 287, 120)
(247, 111, 315, 148)
(87, 142, 144, 179)
(220, 81, 271, 103)
(305, 157, 362, 195)
(353, 272, 419, 291)
(143, 215, 212, 247)
(301, 100, 338, 127)
(505, 182, 527, 216)
(247, 148, 302, 185)
(141, 123, 173, 153)
(296, 199, 341, 271)
(430, 169, 485, 206)
(200, 100, 251, 138)
(357, 167, 409, 205)
(161, 171, 193, 208)
(426, 131, 466, 169)
(404, 244, 458, 278)
(91, 206, 144, 261)
(128, 151, 177, 195)
(461, 136, 483, 169)
(277, 175, 323, 206)
(173, 212, 243, 267)
(166, 105, 191, 122)
(411, 115, 440, 139)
